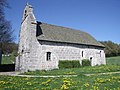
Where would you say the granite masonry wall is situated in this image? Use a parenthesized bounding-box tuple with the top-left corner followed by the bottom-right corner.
(38, 41, 106, 68)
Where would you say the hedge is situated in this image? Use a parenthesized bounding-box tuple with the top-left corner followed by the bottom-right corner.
(58, 60, 81, 69)
(82, 59, 91, 66)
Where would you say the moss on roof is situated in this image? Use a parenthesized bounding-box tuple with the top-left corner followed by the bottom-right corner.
(37, 22, 104, 47)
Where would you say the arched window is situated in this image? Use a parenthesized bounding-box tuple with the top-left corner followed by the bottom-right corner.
(82, 51, 84, 57)
(46, 52, 51, 61)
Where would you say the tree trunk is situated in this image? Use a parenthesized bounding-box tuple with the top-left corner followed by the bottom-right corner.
(0, 49, 2, 64)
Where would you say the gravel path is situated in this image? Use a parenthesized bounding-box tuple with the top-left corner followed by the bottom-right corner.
(0, 72, 21, 76)
(84, 71, 120, 76)
(0, 72, 77, 78)
(0, 71, 120, 78)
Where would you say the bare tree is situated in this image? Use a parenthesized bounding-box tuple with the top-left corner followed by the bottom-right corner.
(0, 0, 14, 54)
(0, 19, 13, 43)
(0, 0, 14, 43)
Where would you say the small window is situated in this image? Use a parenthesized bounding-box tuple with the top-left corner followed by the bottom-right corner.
(22, 46, 24, 53)
(22, 49, 24, 53)
(24, 10, 27, 19)
(46, 52, 51, 61)
(82, 51, 84, 57)
(90, 57, 92, 61)
(100, 51, 101, 57)
(25, 10, 27, 15)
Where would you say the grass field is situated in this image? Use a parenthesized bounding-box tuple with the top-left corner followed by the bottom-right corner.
(0, 73, 120, 90)
(106, 56, 120, 65)
(0, 56, 120, 90)
(1, 56, 15, 64)
(23, 65, 120, 75)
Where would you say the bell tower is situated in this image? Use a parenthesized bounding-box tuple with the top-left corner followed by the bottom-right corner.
(22, 3, 35, 22)
(16, 3, 37, 72)
(19, 3, 36, 54)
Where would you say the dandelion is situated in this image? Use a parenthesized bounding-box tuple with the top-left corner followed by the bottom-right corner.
(60, 78, 72, 90)
(84, 82, 89, 87)
(41, 79, 52, 86)
(53, 88, 59, 90)
(95, 78, 106, 83)
(26, 82, 32, 85)
(41, 88, 47, 90)
(118, 87, 120, 90)
(65, 72, 76, 75)
(93, 85, 99, 90)
(61, 84, 69, 90)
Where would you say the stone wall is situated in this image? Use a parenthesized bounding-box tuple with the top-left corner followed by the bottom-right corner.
(15, 4, 38, 72)
(16, 34, 106, 72)
(16, 4, 106, 72)
(38, 41, 106, 68)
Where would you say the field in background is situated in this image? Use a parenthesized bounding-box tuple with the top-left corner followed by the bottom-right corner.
(1, 56, 15, 64)
(106, 56, 120, 65)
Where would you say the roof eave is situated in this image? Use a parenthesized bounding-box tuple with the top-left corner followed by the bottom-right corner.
(37, 39, 105, 48)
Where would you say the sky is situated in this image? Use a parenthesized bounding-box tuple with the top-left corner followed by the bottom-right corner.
(5, 0, 120, 44)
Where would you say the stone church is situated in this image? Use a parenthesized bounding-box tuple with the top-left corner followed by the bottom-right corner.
(15, 4, 106, 72)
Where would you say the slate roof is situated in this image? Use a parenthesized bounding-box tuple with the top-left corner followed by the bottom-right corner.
(37, 22, 104, 47)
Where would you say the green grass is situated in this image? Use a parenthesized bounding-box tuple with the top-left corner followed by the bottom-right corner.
(106, 56, 120, 65)
(23, 65, 120, 75)
(0, 56, 120, 89)
(0, 74, 120, 90)
(23, 56, 120, 75)
(1, 56, 15, 64)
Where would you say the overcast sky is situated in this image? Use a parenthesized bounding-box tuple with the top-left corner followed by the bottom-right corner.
(5, 0, 120, 44)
